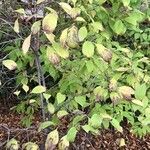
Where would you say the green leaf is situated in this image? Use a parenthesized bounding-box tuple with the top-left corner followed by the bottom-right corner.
(89, 114, 102, 128)
(67, 127, 77, 142)
(78, 26, 88, 41)
(75, 96, 89, 107)
(31, 85, 46, 94)
(135, 84, 147, 100)
(82, 41, 94, 57)
(38, 121, 55, 132)
(111, 118, 123, 133)
(2, 60, 17, 70)
(53, 43, 69, 59)
(57, 92, 66, 104)
(82, 125, 99, 134)
(48, 103, 55, 114)
(42, 13, 58, 33)
(113, 20, 126, 35)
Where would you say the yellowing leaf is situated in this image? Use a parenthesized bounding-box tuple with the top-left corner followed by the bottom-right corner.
(22, 34, 31, 55)
(59, 2, 72, 14)
(118, 86, 134, 100)
(31, 20, 41, 35)
(58, 136, 69, 150)
(91, 22, 104, 32)
(14, 18, 19, 33)
(31, 85, 46, 94)
(22, 142, 39, 150)
(82, 41, 94, 57)
(75, 17, 86, 22)
(42, 13, 58, 33)
(6, 138, 19, 150)
(60, 28, 68, 47)
(57, 110, 68, 119)
(53, 43, 69, 59)
(45, 129, 59, 150)
(2, 60, 17, 70)
(36, 0, 45, 5)
(119, 138, 126, 147)
(132, 99, 143, 106)
(15, 8, 25, 14)
(44, 32, 55, 44)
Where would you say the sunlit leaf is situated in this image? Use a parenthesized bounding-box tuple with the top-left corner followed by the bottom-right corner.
(57, 110, 68, 118)
(111, 118, 123, 133)
(2, 59, 17, 70)
(22, 84, 29, 93)
(53, 43, 69, 59)
(31, 85, 46, 94)
(36, 0, 45, 5)
(58, 136, 69, 150)
(14, 18, 19, 33)
(78, 26, 88, 41)
(42, 13, 58, 33)
(56, 92, 66, 104)
(45, 129, 59, 150)
(82, 41, 94, 57)
(48, 103, 55, 114)
(31, 20, 41, 35)
(22, 34, 31, 55)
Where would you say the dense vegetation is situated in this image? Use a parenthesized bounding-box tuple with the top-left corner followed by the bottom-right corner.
(0, 0, 150, 149)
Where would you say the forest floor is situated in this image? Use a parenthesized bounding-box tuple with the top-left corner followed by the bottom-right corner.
(0, 102, 150, 150)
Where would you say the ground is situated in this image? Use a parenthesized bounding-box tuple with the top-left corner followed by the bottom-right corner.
(0, 102, 150, 150)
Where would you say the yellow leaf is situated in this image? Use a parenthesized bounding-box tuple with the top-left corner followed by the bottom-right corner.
(119, 138, 126, 147)
(58, 136, 69, 150)
(14, 18, 19, 33)
(2, 59, 17, 70)
(45, 129, 59, 150)
(44, 32, 55, 44)
(22, 34, 31, 55)
(53, 43, 69, 59)
(31, 20, 41, 35)
(42, 13, 58, 33)
(59, 2, 72, 14)
(36, 0, 45, 5)
(15, 8, 25, 14)
(60, 28, 68, 47)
